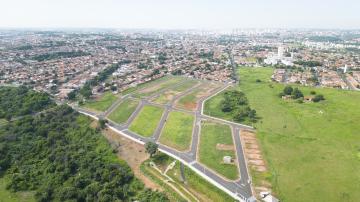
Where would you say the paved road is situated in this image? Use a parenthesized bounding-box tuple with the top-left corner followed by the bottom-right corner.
(72, 81, 255, 202)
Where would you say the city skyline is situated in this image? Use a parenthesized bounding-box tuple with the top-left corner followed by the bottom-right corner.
(1, 0, 360, 29)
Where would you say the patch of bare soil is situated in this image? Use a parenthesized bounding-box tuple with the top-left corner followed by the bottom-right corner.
(216, 143, 235, 151)
(138, 82, 164, 94)
(102, 128, 162, 191)
(240, 130, 272, 195)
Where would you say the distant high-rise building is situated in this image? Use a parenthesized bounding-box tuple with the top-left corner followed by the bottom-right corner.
(278, 46, 285, 58)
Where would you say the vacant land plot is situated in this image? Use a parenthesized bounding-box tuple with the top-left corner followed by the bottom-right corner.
(153, 80, 199, 104)
(82, 91, 118, 112)
(120, 76, 172, 96)
(129, 105, 164, 137)
(204, 89, 233, 120)
(134, 76, 184, 98)
(176, 83, 221, 111)
(107, 99, 139, 124)
(198, 121, 239, 180)
(159, 111, 194, 151)
(236, 67, 360, 202)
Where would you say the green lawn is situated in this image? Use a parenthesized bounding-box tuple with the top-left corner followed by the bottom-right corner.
(198, 121, 239, 180)
(82, 91, 118, 112)
(107, 99, 139, 124)
(235, 67, 360, 202)
(129, 105, 164, 137)
(159, 111, 194, 151)
(0, 177, 35, 202)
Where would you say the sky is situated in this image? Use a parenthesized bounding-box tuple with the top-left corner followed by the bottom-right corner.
(0, 0, 359, 29)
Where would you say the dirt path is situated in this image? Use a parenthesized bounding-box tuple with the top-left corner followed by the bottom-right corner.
(102, 128, 162, 191)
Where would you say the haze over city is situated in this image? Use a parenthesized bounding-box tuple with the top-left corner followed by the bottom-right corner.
(0, 1, 359, 202)
(1, 0, 360, 29)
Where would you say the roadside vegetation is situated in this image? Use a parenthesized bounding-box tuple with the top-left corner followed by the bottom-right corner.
(237, 66, 360, 202)
(167, 161, 235, 202)
(107, 99, 139, 124)
(198, 121, 239, 180)
(129, 105, 164, 137)
(159, 111, 194, 151)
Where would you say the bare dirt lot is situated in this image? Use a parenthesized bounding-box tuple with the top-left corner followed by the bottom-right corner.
(102, 128, 162, 191)
(240, 130, 271, 194)
(241, 130, 267, 172)
(216, 143, 235, 151)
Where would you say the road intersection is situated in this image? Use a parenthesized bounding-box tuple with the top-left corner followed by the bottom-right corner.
(72, 80, 256, 202)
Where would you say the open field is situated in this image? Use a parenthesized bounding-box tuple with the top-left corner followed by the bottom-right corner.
(198, 121, 239, 180)
(235, 67, 360, 202)
(134, 76, 185, 98)
(107, 99, 139, 124)
(129, 105, 164, 137)
(120, 76, 173, 96)
(176, 83, 221, 111)
(159, 111, 194, 151)
(0, 177, 35, 202)
(82, 91, 118, 112)
(153, 80, 199, 104)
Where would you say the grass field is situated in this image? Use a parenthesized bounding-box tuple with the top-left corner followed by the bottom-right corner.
(176, 89, 202, 110)
(198, 121, 239, 180)
(107, 99, 139, 124)
(0, 177, 35, 202)
(134, 76, 185, 98)
(159, 111, 194, 151)
(153, 80, 199, 104)
(82, 91, 118, 112)
(129, 105, 164, 137)
(228, 67, 360, 202)
(120, 76, 173, 96)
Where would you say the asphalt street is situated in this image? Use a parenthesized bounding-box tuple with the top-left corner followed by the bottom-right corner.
(72, 80, 255, 201)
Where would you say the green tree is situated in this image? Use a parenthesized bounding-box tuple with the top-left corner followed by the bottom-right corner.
(291, 88, 304, 99)
(283, 86, 294, 95)
(145, 142, 158, 157)
(313, 94, 325, 102)
(98, 119, 107, 129)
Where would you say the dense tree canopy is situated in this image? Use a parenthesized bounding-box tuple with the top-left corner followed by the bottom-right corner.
(0, 87, 168, 201)
(220, 90, 257, 123)
(0, 86, 55, 119)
